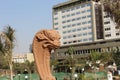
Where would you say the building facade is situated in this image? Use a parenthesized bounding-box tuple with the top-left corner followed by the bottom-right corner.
(52, 0, 120, 71)
(13, 53, 34, 63)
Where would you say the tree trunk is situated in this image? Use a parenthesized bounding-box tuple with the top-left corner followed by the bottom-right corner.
(9, 63, 13, 80)
(71, 67, 75, 80)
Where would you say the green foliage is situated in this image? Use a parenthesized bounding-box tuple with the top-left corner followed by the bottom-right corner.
(78, 73, 85, 80)
(90, 52, 101, 61)
(13, 61, 36, 75)
(65, 46, 77, 67)
(0, 26, 15, 80)
(102, 0, 120, 27)
(50, 59, 58, 67)
(112, 48, 120, 66)
(88, 51, 114, 70)
(65, 46, 75, 55)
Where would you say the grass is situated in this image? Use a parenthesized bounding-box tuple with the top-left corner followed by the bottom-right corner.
(0, 71, 108, 80)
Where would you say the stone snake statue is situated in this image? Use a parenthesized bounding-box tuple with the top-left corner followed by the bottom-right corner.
(32, 29, 60, 80)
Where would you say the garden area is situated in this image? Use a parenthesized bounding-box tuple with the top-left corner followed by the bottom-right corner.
(0, 71, 108, 80)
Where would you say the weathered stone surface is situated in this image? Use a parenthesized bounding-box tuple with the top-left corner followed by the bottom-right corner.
(32, 30, 60, 80)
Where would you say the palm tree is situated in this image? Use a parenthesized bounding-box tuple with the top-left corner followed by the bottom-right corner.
(0, 26, 15, 80)
(65, 47, 77, 80)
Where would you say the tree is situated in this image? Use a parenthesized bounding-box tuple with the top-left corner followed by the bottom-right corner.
(23, 60, 36, 80)
(101, 0, 120, 28)
(93, 0, 120, 28)
(50, 58, 59, 73)
(0, 26, 15, 80)
(65, 47, 77, 80)
(112, 48, 120, 67)
(89, 51, 114, 71)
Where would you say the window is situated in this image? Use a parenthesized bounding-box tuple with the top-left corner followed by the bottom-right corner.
(104, 21, 110, 24)
(77, 17, 81, 20)
(73, 35, 76, 37)
(63, 42, 67, 44)
(76, 12, 80, 15)
(67, 25, 71, 28)
(54, 27, 58, 30)
(78, 34, 82, 36)
(116, 33, 120, 36)
(63, 31, 66, 34)
(77, 28, 81, 31)
(67, 20, 71, 22)
(72, 18, 76, 21)
(83, 27, 87, 30)
(81, 10, 86, 13)
(71, 7, 75, 11)
(105, 34, 111, 37)
(68, 30, 71, 33)
(87, 4, 91, 6)
(73, 40, 77, 43)
(54, 17, 58, 20)
(68, 41, 72, 44)
(83, 33, 87, 36)
(54, 12, 58, 15)
(88, 32, 92, 35)
(87, 15, 91, 18)
(66, 9, 70, 12)
(71, 13, 75, 16)
(82, 16, 86, 19)
(62, 10, 65, 13)
(89, 38, 92, 41)
(67, 14, 70, 17)
(83, 39, 88, 41)
(76, 6, 80, 9)
(63, 26, 66, 28)
(78, 40, 82, 42)
(63, 36, 67, 39)
(72, 24, 76, 27)
(104, 15, 109, 18)
(77, 23, 81, 26)
(105, 28, 111, 31)
(54, 23, 58, 25)
(81, 4, 86, 8)
(62, 16, 66, 18)
(88, 21, 92, 24)
(62, 21, 66, 24)
(68, 35, 72, 38)
(82, 21, 86, 24)
(72, 29, 76, 32)
(87, 9, 91, 12)
(88, 26, 92, 29)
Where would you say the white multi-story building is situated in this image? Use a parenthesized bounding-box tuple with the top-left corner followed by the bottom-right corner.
(52, 0, 120, 60)
(103, 12, 120, 39)
(52, 0, 120, 46)
(13, 53, 34, 63)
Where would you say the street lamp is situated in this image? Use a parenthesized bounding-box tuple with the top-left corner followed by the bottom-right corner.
(25, 75, 28, 80)
(70, 67, 72, 80)
(24, 69, 28, 80)
(74, 73, 78, 80)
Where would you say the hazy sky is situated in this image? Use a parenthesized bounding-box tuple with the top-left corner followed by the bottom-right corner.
(0, 0, 67, 54)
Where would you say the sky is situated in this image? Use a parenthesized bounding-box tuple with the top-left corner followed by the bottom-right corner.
(0, 0, 67, 54)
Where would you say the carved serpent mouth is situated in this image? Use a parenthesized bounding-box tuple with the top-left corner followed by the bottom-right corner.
(43, 40, 60, 49)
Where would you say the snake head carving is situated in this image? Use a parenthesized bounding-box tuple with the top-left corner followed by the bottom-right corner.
(33, 29, 60, 80)
(36, 30, 61, 49)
